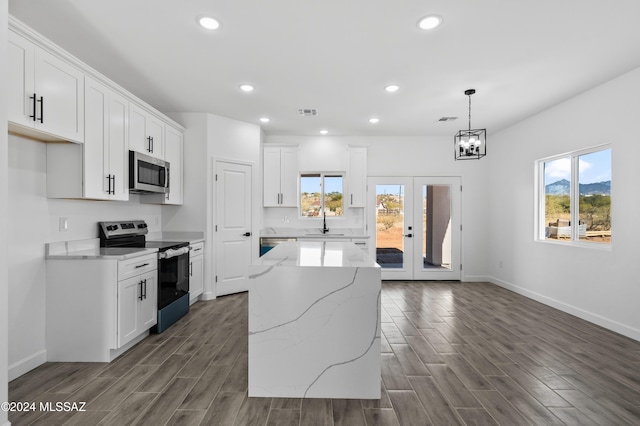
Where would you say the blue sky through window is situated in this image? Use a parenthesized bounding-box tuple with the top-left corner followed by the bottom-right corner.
(544, 148, 611, 183)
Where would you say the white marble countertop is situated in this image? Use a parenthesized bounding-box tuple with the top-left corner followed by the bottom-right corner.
(249, 241, 381, 398)
(147, 231, 205, 244)
(253, 241, 378, 268)
(260, 227, 369, 239)
(45, 238, 158, 260)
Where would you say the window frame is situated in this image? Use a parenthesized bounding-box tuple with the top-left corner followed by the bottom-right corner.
(535, 144, 611, 249)
(299, 172, 345, 219)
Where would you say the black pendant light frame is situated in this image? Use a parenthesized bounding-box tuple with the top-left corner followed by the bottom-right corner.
(454, 89, 487, 160)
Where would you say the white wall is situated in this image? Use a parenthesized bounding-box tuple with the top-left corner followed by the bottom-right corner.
(488, 66, 640, 341)
(164, 112, 261, 299)
(7, 134, 163, 380)
(265, 135, 491, 281)
(1, 0, 10, 422)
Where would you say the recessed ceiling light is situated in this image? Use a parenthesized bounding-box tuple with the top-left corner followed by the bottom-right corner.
(239, 84, 254, 92)
(320, 130, 328, 135)
(417, 15, 443, 30)
(369, 118, 380, 124)
(198, 16, 221, 30)
(384, 84, 399, 93)
(259, 117, 270, 123)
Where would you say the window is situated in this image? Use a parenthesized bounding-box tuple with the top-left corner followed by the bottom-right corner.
(300, 174, 344, 218)
(537, 146, 611, 245)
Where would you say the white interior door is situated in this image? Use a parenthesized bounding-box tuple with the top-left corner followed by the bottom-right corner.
(215, 161, 253, 296)
(369, 176, 461, 281)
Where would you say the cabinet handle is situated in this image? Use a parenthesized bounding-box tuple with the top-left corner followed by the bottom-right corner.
(135, 262, 150, 269)
(29, 93, 37, 121)
(138, 281, 144, 300)
(143, 279, 147, 300)
(150, 136, 154, 153)
(112, 175, 116, 195)
(38, 96, 44, 123)
(106, 175, 111, 194)
(189, 262, 193, 277)
(147, 136, 152, 152)
(351, 194, 353, 204)
(193, 248, 202, 252)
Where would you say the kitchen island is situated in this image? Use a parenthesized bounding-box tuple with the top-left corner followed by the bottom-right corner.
(248, 241, 381, 399)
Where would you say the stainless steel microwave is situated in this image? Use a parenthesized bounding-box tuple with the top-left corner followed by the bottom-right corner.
(129, 151, 170, 194)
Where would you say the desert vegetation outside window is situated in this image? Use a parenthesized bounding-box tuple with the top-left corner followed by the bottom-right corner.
(300, 174, 344, 218)
(538, 146, 611, 245)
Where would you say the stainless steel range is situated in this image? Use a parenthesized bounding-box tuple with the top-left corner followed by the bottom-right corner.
(98, 220, 190, 333)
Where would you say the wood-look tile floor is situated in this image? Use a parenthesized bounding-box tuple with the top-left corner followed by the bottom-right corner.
(9, 281, 640, 425)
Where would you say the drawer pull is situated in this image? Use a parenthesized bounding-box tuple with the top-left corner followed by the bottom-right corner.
(135, 263, 150, 269)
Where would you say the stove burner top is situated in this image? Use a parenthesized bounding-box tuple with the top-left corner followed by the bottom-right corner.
(98, 220, 189, 252)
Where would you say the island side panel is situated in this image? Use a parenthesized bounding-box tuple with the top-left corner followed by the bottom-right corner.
(248, 264, 381, 399)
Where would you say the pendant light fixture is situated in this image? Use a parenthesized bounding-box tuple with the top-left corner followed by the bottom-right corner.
(454, 89, 486, 160)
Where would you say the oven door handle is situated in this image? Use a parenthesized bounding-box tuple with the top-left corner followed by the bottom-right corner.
(159, 246, 190, 259)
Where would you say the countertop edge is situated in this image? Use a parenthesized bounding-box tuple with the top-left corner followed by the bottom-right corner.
(46, 247, 159, 261)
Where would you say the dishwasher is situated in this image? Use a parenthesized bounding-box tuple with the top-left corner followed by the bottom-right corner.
(259, 237, 297, 256)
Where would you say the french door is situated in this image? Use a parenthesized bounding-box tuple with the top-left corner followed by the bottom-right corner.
(368, 177, 461, 280)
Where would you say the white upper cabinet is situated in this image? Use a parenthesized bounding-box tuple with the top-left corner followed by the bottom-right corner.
(347, 146, 367, 208)
(129, 103, 165, 160)
(263, 146, 299, 207)
(8, 30, 84, 143)
(163, 125, 184, 205)
(47, 77, 129, 200)
(83, 77, 129, 200)
(140, 125, 184, 205)
(10, 17, 185, 201)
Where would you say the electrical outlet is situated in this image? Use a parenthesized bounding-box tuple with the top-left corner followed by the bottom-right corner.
(59, 217, 68, 232)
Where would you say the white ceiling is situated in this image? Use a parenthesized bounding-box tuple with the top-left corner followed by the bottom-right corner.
(9, 0, 640, 137)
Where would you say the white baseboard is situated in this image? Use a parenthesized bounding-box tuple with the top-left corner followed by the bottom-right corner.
(462, 275, 490, 282)
(8, 349, 47, 382)
(489, 276, 640, 342)
(200, 291, 217, 301)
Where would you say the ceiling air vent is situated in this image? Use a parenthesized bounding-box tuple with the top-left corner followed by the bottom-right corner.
(298, 108, 318, 116)
(438, 117, 458, 122)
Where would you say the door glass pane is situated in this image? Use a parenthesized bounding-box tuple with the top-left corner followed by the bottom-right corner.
(543, 157, 571, 241)
(423, 185, 452, 270)
(578, 149, 611, 243)
(375, 184, 405, 269)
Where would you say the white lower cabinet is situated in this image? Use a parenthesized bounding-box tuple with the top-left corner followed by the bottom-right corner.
(46, 253, 157, 362)
(117, 269, 157, 348)
(189, 242, 205, 304)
